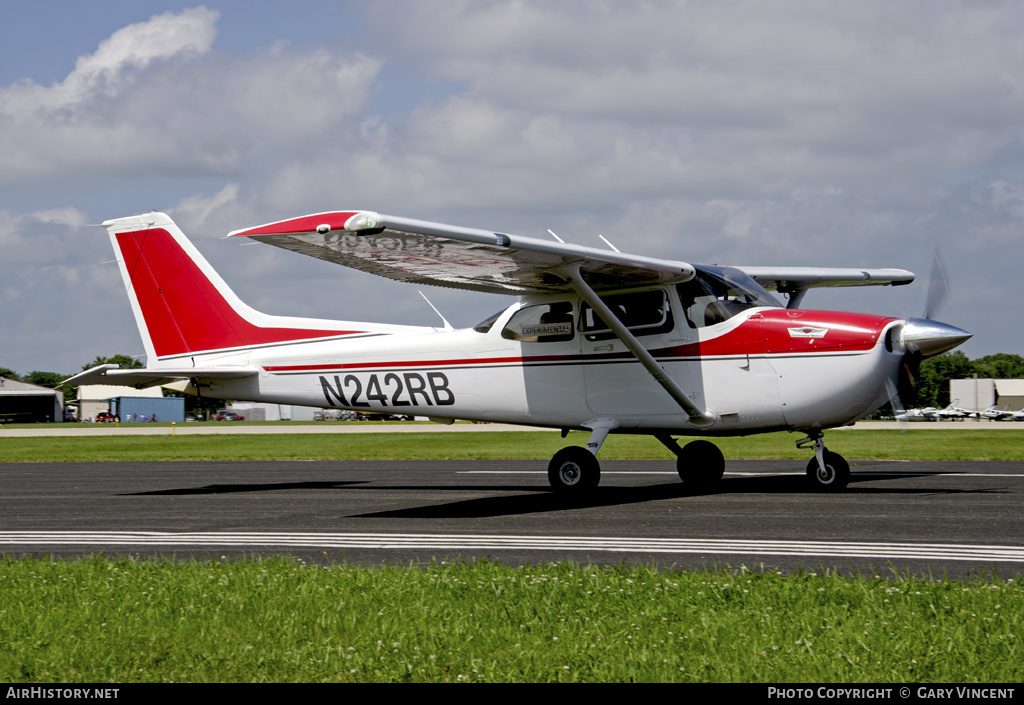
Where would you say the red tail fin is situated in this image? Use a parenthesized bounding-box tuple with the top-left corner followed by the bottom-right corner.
(104, 213, 365, 361)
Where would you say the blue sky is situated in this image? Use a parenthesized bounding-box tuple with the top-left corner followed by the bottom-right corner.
(2, 1, 1022, 375)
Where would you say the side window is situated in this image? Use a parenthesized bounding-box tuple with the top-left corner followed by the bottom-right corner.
(579, 290, 673, 341)
(501, 302, 575, 342)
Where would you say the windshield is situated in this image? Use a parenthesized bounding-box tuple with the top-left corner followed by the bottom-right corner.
(677, 265, 781, 328)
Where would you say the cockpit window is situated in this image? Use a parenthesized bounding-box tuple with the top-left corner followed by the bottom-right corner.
(677, 265, 781, 328)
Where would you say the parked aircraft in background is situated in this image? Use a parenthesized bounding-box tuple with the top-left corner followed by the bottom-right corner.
(65, 210, 971, 493)
(894, 400, 970, 422)
(976, 405, 1017, 421)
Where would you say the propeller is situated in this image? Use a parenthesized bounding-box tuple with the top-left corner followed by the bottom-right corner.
(889, 249, 971, 419)
(923, 250, 949, 321)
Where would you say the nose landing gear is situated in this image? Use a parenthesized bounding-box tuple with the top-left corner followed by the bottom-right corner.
(797, 432, 850, 491)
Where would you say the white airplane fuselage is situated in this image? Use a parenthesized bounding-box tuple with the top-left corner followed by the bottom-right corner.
(175, 297, 904, 436)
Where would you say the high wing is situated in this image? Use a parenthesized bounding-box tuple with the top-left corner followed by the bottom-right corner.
(230, 211, 915, 298)
(734, 266, 915, 304)
(229, 211, 696, 294)
(63, 364, 259, 390)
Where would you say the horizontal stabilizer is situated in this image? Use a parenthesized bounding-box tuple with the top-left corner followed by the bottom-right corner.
(63, 364, 259, 390)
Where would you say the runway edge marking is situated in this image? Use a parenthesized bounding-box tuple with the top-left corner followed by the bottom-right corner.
(1, 532, 1023, 562)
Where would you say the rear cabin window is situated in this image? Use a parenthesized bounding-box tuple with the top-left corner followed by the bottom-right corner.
(473, 309, 506, 334)
(579, 290, 673, 341)
(500, 302, 575, 342)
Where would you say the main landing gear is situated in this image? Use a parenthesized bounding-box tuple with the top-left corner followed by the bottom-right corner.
(797, 432, 850, 492)
(547, 421, 614, 494)
(547, 446, 601, 492)
(656, 434, 725, 492)
(545, 423, 728, 494)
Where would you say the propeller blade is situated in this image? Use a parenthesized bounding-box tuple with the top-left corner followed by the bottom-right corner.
(885, 377, 909, 432)
(923, 250, 949, 320)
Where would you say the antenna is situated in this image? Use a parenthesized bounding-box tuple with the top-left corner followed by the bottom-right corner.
(598, 234, 620, 252)
(547, 229, 565, 243)
(418, 291, 453, 330)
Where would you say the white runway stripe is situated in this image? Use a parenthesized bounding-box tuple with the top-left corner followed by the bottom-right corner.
(1, 532, 1023, 562)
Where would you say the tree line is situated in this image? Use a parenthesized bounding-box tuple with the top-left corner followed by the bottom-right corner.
(912, 352, 1024, 410)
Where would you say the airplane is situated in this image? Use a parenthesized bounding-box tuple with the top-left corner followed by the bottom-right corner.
(893, 408, 939, 422)
(64, 210, 972, 493)
(894, 400, 968, 422)
(934, 400, 971, 420)
(976, 404, 1016, 421)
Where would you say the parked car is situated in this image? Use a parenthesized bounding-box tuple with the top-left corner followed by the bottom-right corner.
(215, 410, 245, 421)
(95, 411, 117, 423)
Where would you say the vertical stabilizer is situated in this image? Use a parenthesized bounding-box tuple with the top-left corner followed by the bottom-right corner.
(102, 213, 379, 362)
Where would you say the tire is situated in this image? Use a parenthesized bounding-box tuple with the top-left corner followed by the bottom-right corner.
(548, 446, 601, 493)
(806, 451, 850, 492)
(676, 440, 725, 491)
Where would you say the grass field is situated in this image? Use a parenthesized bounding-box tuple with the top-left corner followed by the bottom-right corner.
(2, 427, 1024, 462)
(1, 556, 1020, 683)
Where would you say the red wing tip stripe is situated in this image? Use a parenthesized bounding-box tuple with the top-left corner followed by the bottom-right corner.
(231, 212, 360, 238)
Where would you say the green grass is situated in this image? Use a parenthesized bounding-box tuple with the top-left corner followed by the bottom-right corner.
(1, 556, 1020, 683)
(2, 429, 1024, 462)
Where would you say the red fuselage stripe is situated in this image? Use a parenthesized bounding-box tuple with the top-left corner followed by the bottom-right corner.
(260, 311, 895, 372)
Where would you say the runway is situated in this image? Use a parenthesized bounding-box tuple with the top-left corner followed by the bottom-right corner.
(2, 458, 1022, 578)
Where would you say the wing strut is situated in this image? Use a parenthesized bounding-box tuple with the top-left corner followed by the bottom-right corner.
(565, 267, 715, 427)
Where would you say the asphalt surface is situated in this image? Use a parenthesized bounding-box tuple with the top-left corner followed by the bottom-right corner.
(2, 458, 1022, 578)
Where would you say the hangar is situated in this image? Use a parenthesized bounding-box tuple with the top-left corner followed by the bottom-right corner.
(0, 376, 64, 423)
(950, 378, 1024, 413)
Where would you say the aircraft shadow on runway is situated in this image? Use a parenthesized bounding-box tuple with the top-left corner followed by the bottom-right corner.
(351, 473, 1005, 519)
(122, 480, 371, 495)
(117, 472, 1004, 519)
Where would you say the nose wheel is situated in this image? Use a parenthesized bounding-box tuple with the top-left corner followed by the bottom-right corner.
(798, 433, 850, 492)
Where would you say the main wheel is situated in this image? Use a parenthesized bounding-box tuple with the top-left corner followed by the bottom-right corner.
(806, 451, 850, 492)
(548, 446, 601, 493)
(676, 440, 725, 492)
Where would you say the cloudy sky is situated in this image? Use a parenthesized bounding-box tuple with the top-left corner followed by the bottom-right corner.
(2, 1, 1022, 376)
